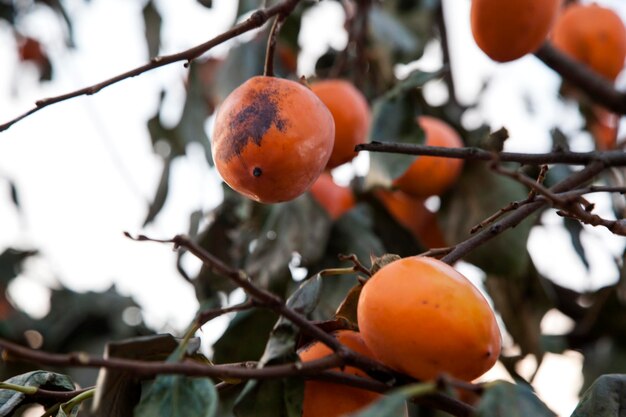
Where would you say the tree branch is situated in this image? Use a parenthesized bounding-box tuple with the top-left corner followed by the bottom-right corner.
(0, 337, 343, 380)
(534, 42, 626, 114)
(0, 0, 302, 133)
(356, 142, 626, 166)
(124, 233, 398, 381)
(441, 160, 608, 264)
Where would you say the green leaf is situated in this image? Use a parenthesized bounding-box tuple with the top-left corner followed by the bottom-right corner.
(143, 155, 172, 227)
(142, 0, 162, 58)
(572, 374, 626, 417)
(93, 334, 202, 417)
(367, 71, 438, 187)
(346, 383, 436, 417)
(0, 371, 75, 416)
(563, 217, 590, 270)
(245, 194, 332, 290)
(212, 309, 279, 364)
(369, 8, 419, 57)
(233, 377, 303, 417)
(134, 375, 218, 417)
(439, 162, 535, 278)
(232, 277, 320, 417)
(0, 248, 38, 285)
(8, 180, 19, 210)
(259, 275, 322, 366)
(475, 381, 556, 417)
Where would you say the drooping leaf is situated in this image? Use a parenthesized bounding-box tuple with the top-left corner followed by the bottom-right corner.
(143, 0, 162, 58)
(212, 309, 279, 364)
(133, 375, 218, 417)
(233, 377, 303, 417)
(367, 71, 438, 187)
(8, 181, 19, 210)
(485, 264, 552, 373)
(563, 217, 590, 270)
(93, 334, 201, 417)
(0, 248, 38, 285)
(346, 383, 436, 417)
(192, 186, 251, 303)
(259, 275, 322, 366)
(0, 371, 75, 416)
(475, 381, 556, 417)
(232, 278, 320, 417)
(572, 374, 626, 417)
(143, 156, 172, 227)
(439, 162, 535, 279)
(245, 194, 332, 290)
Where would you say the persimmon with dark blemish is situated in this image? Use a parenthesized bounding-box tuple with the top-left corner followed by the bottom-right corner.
(212, 76, 335, 203)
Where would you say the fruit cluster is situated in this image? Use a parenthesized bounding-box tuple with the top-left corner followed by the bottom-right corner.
(207, 3, 626, 415)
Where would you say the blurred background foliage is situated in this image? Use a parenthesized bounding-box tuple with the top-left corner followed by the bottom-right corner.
(1, 0, 625, 416)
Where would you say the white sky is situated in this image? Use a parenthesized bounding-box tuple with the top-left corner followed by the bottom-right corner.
(1, 0, 625, 415)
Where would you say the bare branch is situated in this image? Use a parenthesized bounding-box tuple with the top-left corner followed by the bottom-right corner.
(441, 160, 608, 265)
(534, 42, 626, 115)
(356, 142, 626, 166)
(0, 0, 302, 133)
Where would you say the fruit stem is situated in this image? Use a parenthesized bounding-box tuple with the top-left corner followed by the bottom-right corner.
(263, 13, 287, 77)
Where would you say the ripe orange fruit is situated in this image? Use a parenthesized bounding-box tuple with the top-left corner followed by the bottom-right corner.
(552, 3, 626, 81)
(589, 106, 619, 151)
(392, 116, 464, 198)
(298, 330, 381, 417)
(357, 256, 501, 381)
(375, 189, 447, 249)
(309, 172, 355, 220)
(471, 0, 562, 62)
(310, 80, 370, 169)
(212, 76, 335, 203)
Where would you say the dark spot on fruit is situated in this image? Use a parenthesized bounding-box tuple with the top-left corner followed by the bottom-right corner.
(253, 167, 262, 177)
(218, 86, 288, 162)
(421, 300, 428, 305)
(484, 350, 491, 358)
(434, 303, 440, 309)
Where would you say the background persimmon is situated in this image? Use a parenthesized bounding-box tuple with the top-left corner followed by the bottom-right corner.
(298, 330, 382, 417)
(375, 189, 447, 249)
(309, 172, 355, 220)
(212, 76, 335, 203)
(357, 256, 501, 381)
(393, 116, 464, 198)
(310, 79, 370, 169)
(471, 0, 562, 62)
(552, 3, 626, 81)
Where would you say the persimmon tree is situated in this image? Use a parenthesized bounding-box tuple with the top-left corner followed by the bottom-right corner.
(1, 1, 625, 417)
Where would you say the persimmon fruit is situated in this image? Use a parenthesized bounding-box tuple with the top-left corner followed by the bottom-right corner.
(298, 330, 381, 417)
(310, 79, 370, 169)
(393, 116, 464, 198)
(552, 3, 626, 81)
(212, 76, 335, 203)
(309, 172, 355, 220)
(357, 256, 501, 381)
(471, 0, 562, 62)
(375, 189, 447, 248)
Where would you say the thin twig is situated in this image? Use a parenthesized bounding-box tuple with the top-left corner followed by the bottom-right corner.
(441, 161, 608, 265)
(124, 233, 397, 380)
(0, 0, 302, 133)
